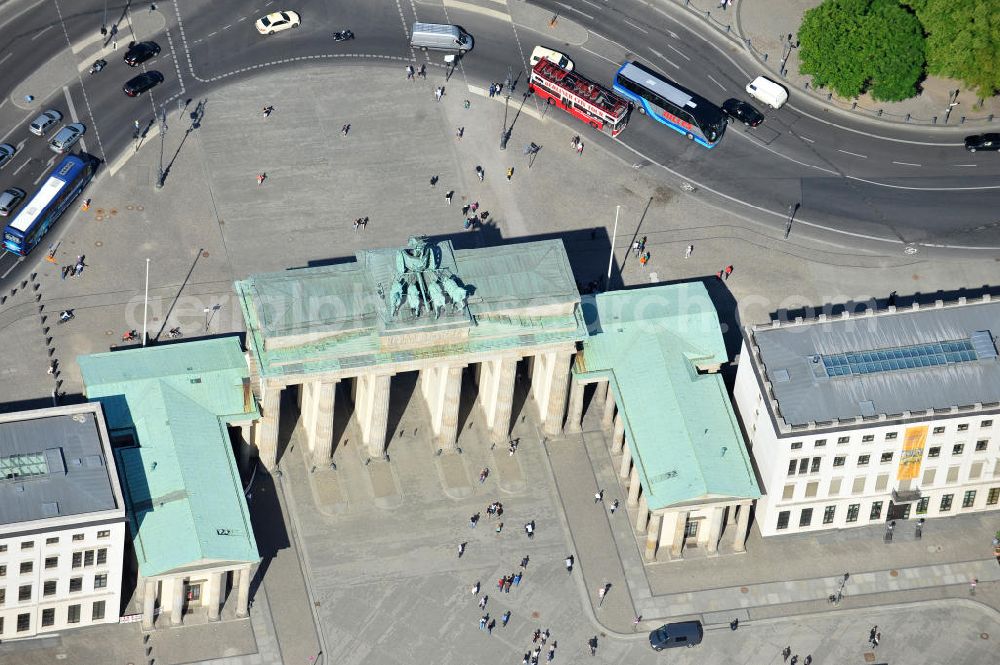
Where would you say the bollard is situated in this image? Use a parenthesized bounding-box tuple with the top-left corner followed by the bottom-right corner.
(905, 113, 911, 122)
(989, 114, 994, 122)
(827, 93, 833, 100)
(851, 102, 857, 110)
(960, 116, 966, 124)
(933, 116, 937, 124)
(878, 109, 883, 117)
(763, 53, 768, 62)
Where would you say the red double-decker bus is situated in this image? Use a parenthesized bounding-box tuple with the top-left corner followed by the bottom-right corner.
(529, 60, 630, 137)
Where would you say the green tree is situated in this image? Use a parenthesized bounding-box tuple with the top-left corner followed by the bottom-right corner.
(798, 0, 925, 101)
(906, 0, 1000, 98)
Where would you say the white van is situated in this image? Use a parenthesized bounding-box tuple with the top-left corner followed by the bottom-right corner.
(745, 76, 788, 109)
(530, 46, 573, 72)
(411, 23, 473, 52)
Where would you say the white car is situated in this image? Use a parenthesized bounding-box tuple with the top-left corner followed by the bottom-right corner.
(29, 109, 62, 136)
(255, 11, 301, 34)
(745, 76, 788, 109)
(530, 46, 573, 72)
(49, 123, 85, 154)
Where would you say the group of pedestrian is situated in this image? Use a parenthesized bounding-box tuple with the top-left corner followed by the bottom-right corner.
(508, 438, 519, 455)
(570, 135, 585, 155)
(781, 646, 812, 664)
(868, 625, 880, 649)
(631, 236, 651, 267)
(61, 255, 86, 279)
(488, 81, 505, 98)
(715, 264, 735, 280)
(521, 630, 557, 664)
(352, 217, 369, 231)
(486, 500, 504, 520)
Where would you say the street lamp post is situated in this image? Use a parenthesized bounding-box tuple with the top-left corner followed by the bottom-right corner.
(784, 203, 799, 239)
(156, 108, 167, 189)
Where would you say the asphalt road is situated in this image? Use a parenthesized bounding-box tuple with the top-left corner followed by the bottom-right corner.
(0, 0, 997, 276)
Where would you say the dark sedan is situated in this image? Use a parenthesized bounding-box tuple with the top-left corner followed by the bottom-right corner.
(722, 98, 764, 127)
(964, 133, 1000, 152)
(124, 41, 161, 66)
(123, 71, 164, 97)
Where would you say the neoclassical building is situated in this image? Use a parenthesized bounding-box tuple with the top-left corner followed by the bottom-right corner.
(236, 237, 587, 469)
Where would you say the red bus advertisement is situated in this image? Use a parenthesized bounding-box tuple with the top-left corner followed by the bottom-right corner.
(529, 60, 630, 137)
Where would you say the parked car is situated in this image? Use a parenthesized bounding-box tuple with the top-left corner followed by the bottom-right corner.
(123, 71, 164, 97)
(49, 123, 85, 153)
(29, 109, 62, 136)
(0, 187, 26, 216)
(255, 11, 301, 34)
(124, 41, 161, 66)
(530, 46, 574, 71)
(649, 621, 703, 651)
(964, 133, 1000, 152)
(722, 98, 764, 127)
(0, 143, 15, 168)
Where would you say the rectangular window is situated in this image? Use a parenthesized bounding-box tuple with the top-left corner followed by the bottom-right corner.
(975, 440, 988, 452)
(96, 549, 107, 565)
(787, 459, 797, 476)
(846, 504, 860, 522)
(810, 457, 821, 473)
(84, 551, 94, 567)
(958, 423, 969, 431)
(952, 444, 964, 455)
(815, 439, 827, 448)
(21, 541, 33, 550)
(790, 441, 803, 450)
(852, 476, 866, 494)
(946, 466, 960, 484)
(870, 501, 883, 520)
(45, 537, 58, 545)
(916, 497, 930, 514)
(19, 561, 32, 575)
(97, 530, 110, 539)
(72, 552, 82, 568)
(17, 613, 30, 632)
(805, 481, 819, 498)
(67, 604, 81, 624)
(858, 455, 870, 466)
(885, 432, 898, 440)
(982, 419, 993, 428)
(799, 508, 813, 527)
(0, 564, 5, 577)
(940, 494, 954, 512)
(833, 456, 846, 467)
(0, 588, 4, 604)
(43, 580, 56, 596)
(92, 600, 106, 621)
(44, 556, 57, 569)
(798, 458, 809, 474)
(782, 484, 795, 500)
(41, 608, 55, 627)
(823, 505, 836, 524)
(988, 488, 1000, 505)
(69, 577, 83, 593)
(18, 584, 32, 601)
(776, 511, 790, 530)
(875, 474, 889, 492)
(962, 490, 976, 508)
(970, 461, 984, 480)
(932, 426, 945, 435)
(928, 446, 941, 458)
(828, 477, 843, 496)
(862, 435, 875, 443)
(94, 573, 107, 589)
(880, 452, 893, 463)
(72, 534, 84, 542)
(0, 544, 6, 552)
(837, 436, 850, 445)
(922, 468, 936, 486)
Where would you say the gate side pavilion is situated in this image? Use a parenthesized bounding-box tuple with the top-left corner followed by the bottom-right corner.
(236, 238, 587, 469)
(568, 284, 761, 559)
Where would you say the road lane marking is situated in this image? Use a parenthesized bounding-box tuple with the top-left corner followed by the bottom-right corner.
(891, 161, 921, 167)
(844, 174, 998, 190)
(707, 74, 725, 91)
(647, 48, 679, 69)
(444, 0, 512, 21)
(13, 158, 31, 176)
(31, 25, 54, 40)
(0, 53, 11, 66)
(668, 30, 679, 39)
(624, 20, 648, 34)
(237, 17, 247, 22)
(667, 44, 690, 60)
(580, 0, 603, 9)
(223, 24, 232, 30)
(800, 136, 815, 143)
(579, 45, 619, 66)
(33, 156, 56, 185)
(206, 31, 217, 38)
(952, 164, 977, 168)
(837, 149, 868, 158)
(556, 2, 593, 19)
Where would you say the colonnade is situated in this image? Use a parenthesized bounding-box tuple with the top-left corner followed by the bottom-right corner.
(141, 564, 252, 629)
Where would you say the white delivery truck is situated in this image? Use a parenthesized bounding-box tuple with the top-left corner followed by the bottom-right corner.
(411, 23, 474, 52)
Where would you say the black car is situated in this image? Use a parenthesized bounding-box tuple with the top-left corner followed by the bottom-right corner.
(964, 133, 1000, 152)
(124, 41, 161, 67)
(722, 98, 764, 127)
(649, 621, 703, 651)
(123, 71, 164, 97)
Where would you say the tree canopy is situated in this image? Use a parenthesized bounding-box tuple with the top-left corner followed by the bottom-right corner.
(798, 0, 925, 101)
(906, 0, 1000, 98)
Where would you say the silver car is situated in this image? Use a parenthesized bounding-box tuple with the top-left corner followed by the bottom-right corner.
(49, 123, 85, 154)
(0, 187, 26, 217)
(0, 143, 16, 168)
(29, 109, 62, 136)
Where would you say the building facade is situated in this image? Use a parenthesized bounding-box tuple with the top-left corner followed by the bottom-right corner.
(735, 295, 1000, 537)
(0, 404, 126, 639)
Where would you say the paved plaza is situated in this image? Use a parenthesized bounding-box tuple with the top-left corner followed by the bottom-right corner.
(0, 64, 998, 665)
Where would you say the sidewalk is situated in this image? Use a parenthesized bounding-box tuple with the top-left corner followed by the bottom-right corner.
(655, 0, 1000, 127)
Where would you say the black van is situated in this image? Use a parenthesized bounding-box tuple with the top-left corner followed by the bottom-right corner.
(648, 621, 703, 650)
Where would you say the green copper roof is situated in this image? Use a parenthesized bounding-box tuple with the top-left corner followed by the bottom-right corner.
(236, 239, 586, 380)
(577, 284, 760, 510)
(78, 338, 259, 577)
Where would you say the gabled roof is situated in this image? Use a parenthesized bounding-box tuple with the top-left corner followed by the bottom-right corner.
(78, 338, 259, 577)
(576, 284, 759, 510)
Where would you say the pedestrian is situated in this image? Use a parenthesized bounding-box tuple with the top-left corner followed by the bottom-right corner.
(462, 204, 471, 215)
(471, 581, 480, 595)
(804, 656, 812, 665)
(869, 626, 877, 643)
(532, 629, 541, 643)
(458, 542, 465, 558)
(257, 173, 266, 186)
(456, 126, 464, 140)
(524, 521, 534, 538)
(513, 571, 522, 586)
(430, 175, 438, 187)
(341, 123, 350, 136)
(685, 244, 693, 258)
(479, 615, 488, 630)
(61, 266, 70, 279)
(112, 39, 117, 49)
(479, 467, 489, 483)
(479, 595, 488, 610)
(506, 167, 514, 181)
(353, 218, 360, 232)
(639, 235, 647, 251)
(487, 619, 495, 635)
(435, 86, 444, 102)
(504, 577, 512, 592)
(547, 645, 555, 662)
(610, 499, 619, 515)
(576, 141, 584, 155)
(418, 63, 426, 79)
(471, 201, 479, 212)
(263, 105, 274, 117)
(716, 269, 724, 280)
(406, 65, 414, 80)
(489, 83, 495, 98)
(522, 654, 529, 665)
(565, 555, 574, 573)
(362, 216, 369, 229)
(730, 618, 739, 630)
(496, 522, 503, 534)
(571, 135, 579, 148)
(501, 610, 511, 627)
(594, 489, 604, 503)
(588, 636, 598, 656)
(469, 513, 479, 528)
(632, 240, 641, 257)
(476, 165, 484, 181)
(633, 614, 642, 626)
(873, 631, 880, 648)
(782, 646, 792, 661)
(521, 555, 530, 568)
(970, 577, 978, 595)
(641, 251, 650, 266)
(540, 628, 549, 644)
(495, 82, 503, 95)
(498, 577, 505, 591)
(532, 647, 541, 660)
(790, 656, 798, 665)
(724, 264, 734, 279)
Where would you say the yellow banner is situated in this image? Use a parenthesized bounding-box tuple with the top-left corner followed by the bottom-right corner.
(897, 425, 927, 480)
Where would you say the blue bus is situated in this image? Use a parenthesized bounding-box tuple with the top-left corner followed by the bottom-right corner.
(3, 154, 96, 256)
(613, 61, 727, 148)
